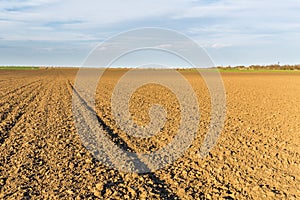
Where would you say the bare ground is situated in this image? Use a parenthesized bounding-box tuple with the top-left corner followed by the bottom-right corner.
(0, 69, 299, 199)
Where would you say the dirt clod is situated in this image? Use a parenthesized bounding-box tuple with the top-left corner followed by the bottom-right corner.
(0, 69, 299, 199)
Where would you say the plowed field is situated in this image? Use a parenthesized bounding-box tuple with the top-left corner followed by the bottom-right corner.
(0, 68, 299, 199)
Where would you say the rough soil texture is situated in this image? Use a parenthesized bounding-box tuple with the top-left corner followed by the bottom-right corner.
(0, 69, 299, 199)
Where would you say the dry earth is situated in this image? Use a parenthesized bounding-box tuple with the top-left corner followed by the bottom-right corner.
(0, 68, 299, 199)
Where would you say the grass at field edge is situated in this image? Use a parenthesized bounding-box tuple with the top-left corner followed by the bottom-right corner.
(0, 66, 40, 70)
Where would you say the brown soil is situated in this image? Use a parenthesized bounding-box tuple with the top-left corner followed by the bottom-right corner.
(0, 69, 299, 199)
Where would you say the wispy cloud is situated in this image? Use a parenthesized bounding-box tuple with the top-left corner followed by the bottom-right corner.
(0, 0, 299, 66)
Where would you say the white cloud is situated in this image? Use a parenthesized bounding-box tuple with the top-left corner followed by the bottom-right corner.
(210, 43, 231, 49)
(173, 0, 300, 19)
(0, 0, 191, 25)
(1, 0, 299, 43)
(155, 44, 173, 48)
(0, 0, 300, 65)
(0, 0, 194, 41)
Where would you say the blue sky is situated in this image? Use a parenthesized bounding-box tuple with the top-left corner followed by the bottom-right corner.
(0, 0, 299, 67)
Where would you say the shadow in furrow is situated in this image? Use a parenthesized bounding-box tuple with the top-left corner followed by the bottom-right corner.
(71, 84, 179, 199)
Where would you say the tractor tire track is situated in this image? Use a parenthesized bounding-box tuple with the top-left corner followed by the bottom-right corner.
(71, 77, 179, 199)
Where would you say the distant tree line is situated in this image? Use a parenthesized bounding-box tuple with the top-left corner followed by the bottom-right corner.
(217, 64, 300, 70)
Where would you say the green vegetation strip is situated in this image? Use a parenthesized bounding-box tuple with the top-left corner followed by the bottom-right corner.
(0, 66, 40, 70)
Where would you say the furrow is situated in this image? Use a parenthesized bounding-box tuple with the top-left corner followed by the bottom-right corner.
(0, 80, 43, 121)
(0, 79, 41, 98)
(0, 82, 45, 145)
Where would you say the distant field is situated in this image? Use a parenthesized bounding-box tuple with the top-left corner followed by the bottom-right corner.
(0, 66, 39, 70)
(1, 66, 300, 72)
